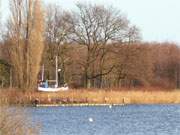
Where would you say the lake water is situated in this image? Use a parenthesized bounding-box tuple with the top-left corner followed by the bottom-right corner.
(28, 105, 180, 135)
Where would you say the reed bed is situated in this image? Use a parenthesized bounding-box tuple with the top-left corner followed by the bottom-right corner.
(0, 107, 40, 135)
(0, 90, 40, 135)
(1, 88, 180, 105)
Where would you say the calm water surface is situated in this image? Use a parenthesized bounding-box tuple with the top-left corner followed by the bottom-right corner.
(28, 105, 180, 135)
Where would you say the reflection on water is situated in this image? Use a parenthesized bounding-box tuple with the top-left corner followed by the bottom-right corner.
(27, 105, 180, 135)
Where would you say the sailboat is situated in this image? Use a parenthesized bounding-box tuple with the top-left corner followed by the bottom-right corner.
(38, 56, 69, 92)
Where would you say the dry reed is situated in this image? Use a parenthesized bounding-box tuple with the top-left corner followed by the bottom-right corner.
(0, 89, 40, 135)
(1, 88, 180, 105)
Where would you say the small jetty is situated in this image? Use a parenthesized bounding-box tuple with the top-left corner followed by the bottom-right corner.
(35, 103, 125, 107)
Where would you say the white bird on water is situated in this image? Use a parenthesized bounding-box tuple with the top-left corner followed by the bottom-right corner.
(89, 117, 93, 122)
(109, 105, 112, 109)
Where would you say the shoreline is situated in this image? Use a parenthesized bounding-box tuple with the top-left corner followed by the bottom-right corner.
(3, 102, 180, 108)
(33, 103, 180, 107)
(1, 89, 180, 105)
(35, 103, 126, 107)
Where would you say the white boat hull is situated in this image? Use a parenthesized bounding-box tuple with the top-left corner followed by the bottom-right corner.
(38, 86, 69, 92)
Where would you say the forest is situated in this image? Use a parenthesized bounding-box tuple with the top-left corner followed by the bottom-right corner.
(0, 0, 180, 90)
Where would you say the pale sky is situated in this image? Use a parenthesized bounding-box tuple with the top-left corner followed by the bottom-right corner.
(1, 0, 180, 43)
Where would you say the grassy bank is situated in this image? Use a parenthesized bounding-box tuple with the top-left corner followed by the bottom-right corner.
(1, 88, 180, 105)
(0, 107, 40, 135)
(0, 90, 40, 135)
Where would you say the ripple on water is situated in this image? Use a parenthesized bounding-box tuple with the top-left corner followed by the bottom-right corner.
(27, 105, 180, 135)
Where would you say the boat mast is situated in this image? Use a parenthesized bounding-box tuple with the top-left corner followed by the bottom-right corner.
(41, 64, 44, 81)
(55, 56, 58, 88)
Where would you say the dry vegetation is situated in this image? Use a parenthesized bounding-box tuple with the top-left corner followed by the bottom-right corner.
(5, 0, 44, 89)
(0, 107, 40, 135)
(1, 0, 180, 134)
(0, 0, 180, 108)
(1, 2, 180, 90)
(1, 88, 180, 105)
(0, 91, 40, 135)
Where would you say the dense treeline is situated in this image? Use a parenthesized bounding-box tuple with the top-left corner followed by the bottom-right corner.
(41, 42, 180, 89)
(0, 1, 180, 90)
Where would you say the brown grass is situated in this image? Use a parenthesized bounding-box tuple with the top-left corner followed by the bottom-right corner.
(1, 88, 180, 105)
(0, 107, 40, 135)
(0, 89, 40, 135)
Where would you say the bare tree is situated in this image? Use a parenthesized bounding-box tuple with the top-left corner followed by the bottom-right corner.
(111, 44, 153, 87)
(126, 25, 141, 44)
(44, 4, 72, 85)
(7, 0, 44, 90)
(150, 43, 180, 88)
(66, 3, 135, 88)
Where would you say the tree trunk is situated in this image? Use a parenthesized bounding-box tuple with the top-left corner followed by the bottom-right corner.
(87, 79, 91, 88)
(176, 64, 180, 89)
